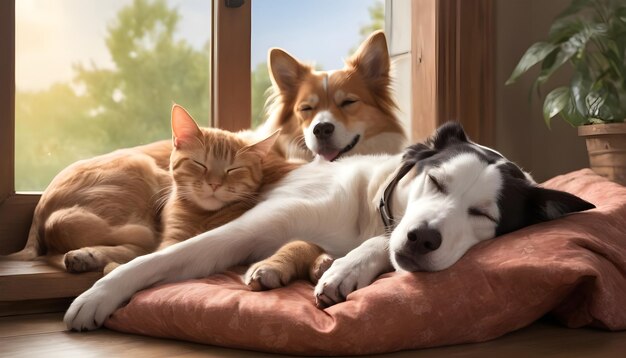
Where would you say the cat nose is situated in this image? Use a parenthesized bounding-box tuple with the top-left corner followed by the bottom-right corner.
(406, 225, 442, 254)
(208, 183, 221, 191)
(313, 122, 335, 140)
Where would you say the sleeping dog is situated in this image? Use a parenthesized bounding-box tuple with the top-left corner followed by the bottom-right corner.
(65, 123, 594, 330)
(261, 30, 406, 161)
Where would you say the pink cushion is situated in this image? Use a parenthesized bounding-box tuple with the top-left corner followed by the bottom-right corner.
(105, 169, 626, 355)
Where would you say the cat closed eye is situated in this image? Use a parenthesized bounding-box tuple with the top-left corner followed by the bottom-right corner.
(192, 160, 207, 170)
(226, 167, 247, 175)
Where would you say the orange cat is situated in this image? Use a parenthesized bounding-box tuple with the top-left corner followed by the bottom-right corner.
(8, 105, 296, 275)
(7, 139, 172, 273)
(158, 105, 297, 249)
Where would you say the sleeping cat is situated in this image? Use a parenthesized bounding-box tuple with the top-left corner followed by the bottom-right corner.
(158, 105, 298, 250)
(7, 105, 294, 275)
(6, 138, 171, 273)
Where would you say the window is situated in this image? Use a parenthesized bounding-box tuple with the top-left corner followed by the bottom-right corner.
(15, 0, 211, 191)
(1, 0, 495, 256)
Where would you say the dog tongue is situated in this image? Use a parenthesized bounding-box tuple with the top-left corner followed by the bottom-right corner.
(320, 150, 341, 162)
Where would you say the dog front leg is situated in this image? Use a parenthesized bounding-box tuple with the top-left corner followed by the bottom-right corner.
(314, 235, 392, 307)
(64, 205, 292, 331)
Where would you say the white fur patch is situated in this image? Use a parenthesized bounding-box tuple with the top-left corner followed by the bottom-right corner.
(304, 110, 363, 156)
(389, 153, 502, 272)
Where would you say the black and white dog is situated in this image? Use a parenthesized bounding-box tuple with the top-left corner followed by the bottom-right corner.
(65, 123, 594, 330)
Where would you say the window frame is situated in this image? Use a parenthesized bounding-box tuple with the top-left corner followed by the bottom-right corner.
(410, 0, 494, 145)
(0, 0, 254, 254)
(0, 0, 495, 254)
(0, 0, 35, 256)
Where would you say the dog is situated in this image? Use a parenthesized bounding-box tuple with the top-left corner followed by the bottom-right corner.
(260, 30, 406, 161)
(242, 30, 407, 288)
(64, 122, 594, 330)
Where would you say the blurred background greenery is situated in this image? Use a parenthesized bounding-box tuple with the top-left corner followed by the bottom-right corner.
(15, 0, 382, 191)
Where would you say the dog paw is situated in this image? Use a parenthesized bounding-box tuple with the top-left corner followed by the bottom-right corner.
(313, 256, 380, 308)
(244, 263, 286, 291)
(64, 249, 102, 273)
(64, 281, 125, 331)
(310, 254, 334, 283)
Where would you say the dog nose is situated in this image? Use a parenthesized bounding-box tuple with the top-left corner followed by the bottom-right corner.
(313, 122, 335, 140)
(406, 225, 442, 254)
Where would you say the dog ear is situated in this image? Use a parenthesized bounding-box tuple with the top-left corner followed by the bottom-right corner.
(268, 48, 308, 93)
(529, 186, 596, 221)
(496, 176, 595, 236)
(347, 30, 390, 81)
(430, 122, 468, 149)
(171, 104, 202, 149)
(403, 143, 436, 163)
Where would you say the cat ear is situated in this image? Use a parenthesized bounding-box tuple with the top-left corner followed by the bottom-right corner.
(241, 130, 281, 158)
(171, 104, 202, 149)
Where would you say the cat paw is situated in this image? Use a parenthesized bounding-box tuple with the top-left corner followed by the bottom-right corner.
(310, 254, 334, 283)
(103, 262, 121, 275)
(64, 249, 102, 273)
(244, 263, 286, 291)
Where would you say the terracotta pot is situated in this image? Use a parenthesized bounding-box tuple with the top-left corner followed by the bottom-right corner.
(578, 122, 626, 186)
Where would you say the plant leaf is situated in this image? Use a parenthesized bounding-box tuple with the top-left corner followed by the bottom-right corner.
(506, 42, 558, 85)
(587, 81, 626, 121)
(543, 87, 570, 128)
(537, 23, 606, 84)
(560, 94, 589, 126)
(549, 18, 584, 43)
(571, 68, 591, 116)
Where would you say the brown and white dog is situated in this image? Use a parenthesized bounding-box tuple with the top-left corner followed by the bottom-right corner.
(245, 31, 408, 290)
(259, 30, 406, 161)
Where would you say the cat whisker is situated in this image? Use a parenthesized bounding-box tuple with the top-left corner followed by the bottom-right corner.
(232, 193, 261, 205)
(151, 185, 173, 214)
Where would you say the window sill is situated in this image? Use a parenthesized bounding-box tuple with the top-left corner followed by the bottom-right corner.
(0, 260, 100, 316)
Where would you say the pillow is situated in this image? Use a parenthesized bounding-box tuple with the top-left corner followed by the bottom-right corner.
(105, 169, 626, 355)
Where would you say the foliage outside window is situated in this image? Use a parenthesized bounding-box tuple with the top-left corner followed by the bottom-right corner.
(16, 0, 210, 190)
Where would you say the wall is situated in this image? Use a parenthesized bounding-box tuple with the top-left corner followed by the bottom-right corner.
(495, 0, 589, 182)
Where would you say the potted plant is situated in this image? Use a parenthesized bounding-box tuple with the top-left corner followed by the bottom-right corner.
(506, 0, 626, 185)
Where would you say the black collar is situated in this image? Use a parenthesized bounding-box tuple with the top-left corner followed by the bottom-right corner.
(379, 163, 413, 231)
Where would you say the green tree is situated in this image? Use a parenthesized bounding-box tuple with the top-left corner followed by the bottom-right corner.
(16, 0, 211, 190)
(361, 1, 384, 39)
(75, 0, 210, 148)
(251, 62, 272, 128)
(15, 84, 99, 190)
(349, 0, 384, 54)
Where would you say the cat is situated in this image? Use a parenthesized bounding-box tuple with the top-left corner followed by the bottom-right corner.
(7, 105, 296, 275)
(7, 139, 172, 273)
(157, 105, 297, 250)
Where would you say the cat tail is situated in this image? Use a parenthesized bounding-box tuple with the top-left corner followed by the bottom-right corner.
(3, 219, 43, 261)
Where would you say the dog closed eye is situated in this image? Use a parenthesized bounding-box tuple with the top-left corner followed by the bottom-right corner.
(340, 99, 358, 108)
(468, 207, 497, 223)
(298, 104, 313, 112)
(428, 174, 446, 193)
